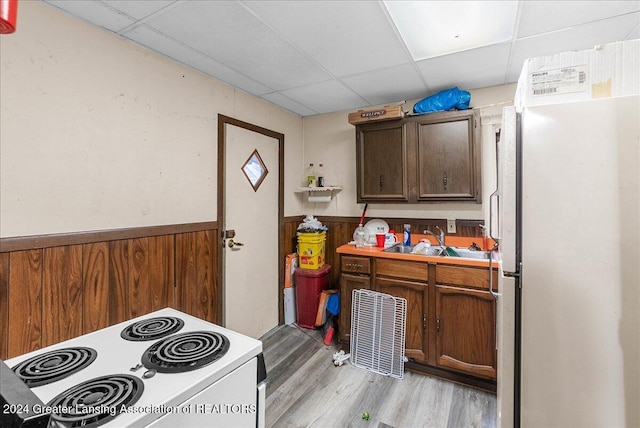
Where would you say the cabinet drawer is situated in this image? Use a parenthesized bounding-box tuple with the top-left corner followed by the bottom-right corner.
(436, 265, 498, 291)
(376, 259, 427, 282)
(341, 256, 371, 274)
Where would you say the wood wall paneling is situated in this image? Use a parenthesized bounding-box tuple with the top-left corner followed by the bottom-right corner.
(0, 217, 482, 360)
(8, 250, 43, 357)
(42, 245, 83, 347)
(82, 242, 110, 332)
(0, 225, 219, 360)
(128, 238, 151, 319)
(149, 235, 175, 311)
(175, 231, 219, 324)
(109, 240, 129, 326)
(0, 253, 9, 359)
(176, 232, 197, 318)
(196, 230, 216, 323)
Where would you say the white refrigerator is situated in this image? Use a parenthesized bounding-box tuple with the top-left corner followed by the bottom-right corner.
(496, 95, 640, 427)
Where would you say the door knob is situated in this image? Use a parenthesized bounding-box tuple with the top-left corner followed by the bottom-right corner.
(227, 239, 244, 248)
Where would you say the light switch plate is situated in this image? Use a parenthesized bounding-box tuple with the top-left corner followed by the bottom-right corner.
(447, 219, 456, 233)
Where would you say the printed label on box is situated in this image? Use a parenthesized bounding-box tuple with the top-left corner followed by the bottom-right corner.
(529, 65, 588, 96)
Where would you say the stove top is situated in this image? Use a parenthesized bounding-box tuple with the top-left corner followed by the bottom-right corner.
(5, 308, 263, 427)
(120, 316, 184, 341)
(142, 330, 230, 373)
(47, 374, 144, 428)
(11, 347, 97, 387)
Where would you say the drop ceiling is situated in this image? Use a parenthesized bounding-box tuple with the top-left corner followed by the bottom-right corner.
(42, 0, 640, 116)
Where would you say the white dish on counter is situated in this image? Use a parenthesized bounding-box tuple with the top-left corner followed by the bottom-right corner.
(364, 219, 389, 244)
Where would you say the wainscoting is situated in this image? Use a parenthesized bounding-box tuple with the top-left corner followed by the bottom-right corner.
(0, 217, 483, 360)
(0, 223, 219, 359)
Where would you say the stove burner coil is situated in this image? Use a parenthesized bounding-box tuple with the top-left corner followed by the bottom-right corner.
(11, 347, 97, 387)
(47, 374, 144, 428)
(141, 331, 230, 373)
(120, 316, 184, 341)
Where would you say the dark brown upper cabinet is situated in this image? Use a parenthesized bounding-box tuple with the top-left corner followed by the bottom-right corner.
(355, 109, 481, 203)
(356, 121, 409, 202)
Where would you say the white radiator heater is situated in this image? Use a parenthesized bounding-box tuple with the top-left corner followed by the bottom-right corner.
(350, 289, 406, 379)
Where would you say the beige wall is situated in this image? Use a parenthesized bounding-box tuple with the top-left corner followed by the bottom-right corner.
(0, 1, 304, 238)
(0, 1, 516, 240)
(300, 85, 516, 223)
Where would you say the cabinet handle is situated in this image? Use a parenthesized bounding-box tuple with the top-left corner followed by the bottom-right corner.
(346, 263, 363, 271)
(443, 172, 448, 191)
(379, 175, 384, 191)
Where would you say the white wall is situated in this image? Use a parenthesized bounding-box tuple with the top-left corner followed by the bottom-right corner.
(0, 1, 304, 238)
(300, 84, 516, 225)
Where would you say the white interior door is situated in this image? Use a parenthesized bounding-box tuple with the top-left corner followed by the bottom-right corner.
(223, 122, 279, 339)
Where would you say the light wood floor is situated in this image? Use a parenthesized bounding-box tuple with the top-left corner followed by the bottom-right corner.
(260, 324, 496, 428)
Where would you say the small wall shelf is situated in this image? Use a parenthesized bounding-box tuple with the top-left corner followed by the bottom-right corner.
(296, 186, 342, 202)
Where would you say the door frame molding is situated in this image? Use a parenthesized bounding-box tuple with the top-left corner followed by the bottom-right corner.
(217, 115, 285, 326)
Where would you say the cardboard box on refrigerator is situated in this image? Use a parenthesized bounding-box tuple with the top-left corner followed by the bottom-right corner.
(284, 253, 298, 288)
(514, 40, 640, 111)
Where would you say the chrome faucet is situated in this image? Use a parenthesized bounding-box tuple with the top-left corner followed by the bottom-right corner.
(423, 226, 446, 247)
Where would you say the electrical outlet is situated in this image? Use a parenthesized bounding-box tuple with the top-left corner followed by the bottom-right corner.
(447, 219, 456, 233)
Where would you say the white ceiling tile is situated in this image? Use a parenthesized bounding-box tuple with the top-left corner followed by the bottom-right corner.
(243, 1, 412, 77)
(628, 21, 640, 39)
(124, 25, 271, 96)
(341, 64, 427, 106)
(102, 0, 176, 21)
(39, 0, 640, 116)
(260, 93, 317, 116)
(44, 0, 135, 32)
(280, 80, 368, 114)
(508, 13, 640, 81)
(142, 1, 331, 90)
(418, 43, 512, 93)
(518, 1, 640, 38)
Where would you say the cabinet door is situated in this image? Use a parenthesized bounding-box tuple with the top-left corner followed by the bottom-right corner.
(356, 121, 408, 202)
(435, 284, 496, 379)
(339, 273, 371, 344)
(376, 278, 427, 362)
(416, 111, 480, 202)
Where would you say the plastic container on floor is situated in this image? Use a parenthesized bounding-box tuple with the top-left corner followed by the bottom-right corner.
(294, 264, 331, 329)
(283, 287, 296, 325)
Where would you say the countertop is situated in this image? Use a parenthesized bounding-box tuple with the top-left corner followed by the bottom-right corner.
(336, 234, 498, 268)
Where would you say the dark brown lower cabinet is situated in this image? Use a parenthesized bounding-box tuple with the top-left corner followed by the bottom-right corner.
(339, 256, 372, 344)
(338, 254, 497, 389)
(339, 273, 370, 344)
(435, 284, 497, 380)
(376, 277, 427, 362)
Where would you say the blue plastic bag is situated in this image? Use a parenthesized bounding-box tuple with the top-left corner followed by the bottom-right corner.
(413, 87, 471, 114)
(326, 293, 340, 316)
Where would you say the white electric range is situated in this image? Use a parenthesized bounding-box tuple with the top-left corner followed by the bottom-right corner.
(2, 308, 266, 428)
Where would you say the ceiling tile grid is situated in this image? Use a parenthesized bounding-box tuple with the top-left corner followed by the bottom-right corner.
(41, 0, 640, 116)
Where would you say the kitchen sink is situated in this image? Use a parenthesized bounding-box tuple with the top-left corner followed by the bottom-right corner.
(383, 244, 415, 254)
(451, 248, 492, 259)
(383, 244, 491, 259)
(383, 244, 443, 256)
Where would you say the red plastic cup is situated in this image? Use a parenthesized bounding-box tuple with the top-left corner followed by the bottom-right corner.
(376, 233, 385, 247)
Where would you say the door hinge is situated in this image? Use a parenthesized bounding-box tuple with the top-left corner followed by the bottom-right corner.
(423, 314, 427, 333)
(436, 316, 440, 334)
